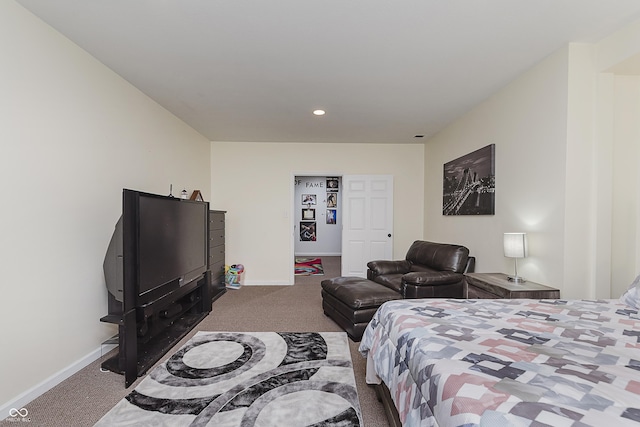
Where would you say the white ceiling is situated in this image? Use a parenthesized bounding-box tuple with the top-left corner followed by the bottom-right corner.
(15, 0, 640, 144)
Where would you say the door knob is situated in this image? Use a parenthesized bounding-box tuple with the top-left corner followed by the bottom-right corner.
(388, 234, 392, 237)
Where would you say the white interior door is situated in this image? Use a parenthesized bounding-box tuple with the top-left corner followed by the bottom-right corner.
(341, 175, 393, 277)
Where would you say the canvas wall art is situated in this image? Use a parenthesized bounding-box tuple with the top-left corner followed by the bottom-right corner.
(302, 208, 315, 220)
(326, 178, 339, 191)
(326, 209, 336, 224)
(327, 193, 337, 208)
(443, 144, 495, 215)
(300, 221, 317, 241)
(302, 194, 317, 205)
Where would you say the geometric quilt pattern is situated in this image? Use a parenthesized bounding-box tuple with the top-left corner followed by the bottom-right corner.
(359, 298, 640, 427)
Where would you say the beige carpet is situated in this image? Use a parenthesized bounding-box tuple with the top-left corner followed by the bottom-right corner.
(1, 256, 390, 426)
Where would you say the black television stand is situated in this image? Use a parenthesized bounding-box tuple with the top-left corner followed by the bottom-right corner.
(100, 272, 212, 387)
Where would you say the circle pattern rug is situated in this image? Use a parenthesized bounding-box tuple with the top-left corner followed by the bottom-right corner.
(95, 331, 362, 426)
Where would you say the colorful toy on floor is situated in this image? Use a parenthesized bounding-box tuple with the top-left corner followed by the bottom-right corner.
(225, 264, 245, 289)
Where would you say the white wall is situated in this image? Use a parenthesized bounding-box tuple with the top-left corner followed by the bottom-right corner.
(424, 47, 570, 293)
(0, 1, 211, 412)
(564, 43, 598, 299)
(610, 76, 640, 297)
(211, 142, 424, 285)
(424, 20, 640, 299)
(596, 19, 640, 297)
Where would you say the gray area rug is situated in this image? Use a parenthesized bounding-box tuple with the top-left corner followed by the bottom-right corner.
(94, 331, 362, 426)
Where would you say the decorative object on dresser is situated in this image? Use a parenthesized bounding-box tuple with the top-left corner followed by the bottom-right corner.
(209, 210, 226, 301)
(503, 232, 528, 282)
(465, 272, 560, 299)
(190, 189, 204, 201)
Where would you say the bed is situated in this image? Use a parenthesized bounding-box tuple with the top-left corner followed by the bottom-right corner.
(359, 286, 640, 426)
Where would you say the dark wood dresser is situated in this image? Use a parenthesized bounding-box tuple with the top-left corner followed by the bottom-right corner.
(465, 272, 560, 299)
(209, 210, 226, 301)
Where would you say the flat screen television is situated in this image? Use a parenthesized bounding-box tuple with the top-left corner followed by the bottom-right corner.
(104, 189, 209, 308)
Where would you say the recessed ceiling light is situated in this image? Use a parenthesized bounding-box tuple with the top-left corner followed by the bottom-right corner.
(313, 109, 326, 116)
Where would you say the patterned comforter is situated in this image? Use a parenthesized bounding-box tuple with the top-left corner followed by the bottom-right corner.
(359, 298, 640, 426)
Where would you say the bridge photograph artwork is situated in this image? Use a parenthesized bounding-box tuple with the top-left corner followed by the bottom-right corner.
(443, 144, 495, 216)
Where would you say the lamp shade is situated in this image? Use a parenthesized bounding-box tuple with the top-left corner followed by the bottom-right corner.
(504, 233, 527, 258)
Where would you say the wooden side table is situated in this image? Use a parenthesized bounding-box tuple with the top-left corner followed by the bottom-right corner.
(465, 272, 560, 299)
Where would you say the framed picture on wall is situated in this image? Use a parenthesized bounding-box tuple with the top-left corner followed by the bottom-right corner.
(326, 193, 337, 208)
(443, 143, 495, 216)
(302, 194, 317, 205)
(326, 178, 339, 192)
(300, 222, 316, 241)
(302, 208, 315, 220)
(326, 209, 336, 224)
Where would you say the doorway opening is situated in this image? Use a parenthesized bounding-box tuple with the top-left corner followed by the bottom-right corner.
(290, 174, 394, 284)
(293, 175, 343, 284)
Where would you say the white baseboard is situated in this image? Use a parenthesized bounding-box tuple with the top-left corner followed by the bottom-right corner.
(241, 280, 291, 286)
(0, 342, 117, 420)
(295, 252, 341, 257)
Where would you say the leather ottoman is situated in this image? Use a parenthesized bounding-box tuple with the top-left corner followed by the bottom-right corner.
(321, 276, 402, 341)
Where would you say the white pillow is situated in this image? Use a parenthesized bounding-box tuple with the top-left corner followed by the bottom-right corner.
(620, 274, 640, 310)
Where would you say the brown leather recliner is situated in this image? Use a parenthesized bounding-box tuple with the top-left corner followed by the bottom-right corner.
(322, 240, 475, 341)
(367, 240, 475, 298)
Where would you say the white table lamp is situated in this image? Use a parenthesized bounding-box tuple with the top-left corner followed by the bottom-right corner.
(504, 232, 527, 283)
